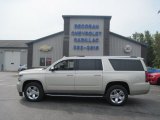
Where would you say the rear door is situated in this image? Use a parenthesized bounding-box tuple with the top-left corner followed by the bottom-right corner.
(75, 59, 103, 94)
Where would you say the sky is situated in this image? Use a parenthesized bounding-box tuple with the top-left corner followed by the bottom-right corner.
(0, 0, 159, 40)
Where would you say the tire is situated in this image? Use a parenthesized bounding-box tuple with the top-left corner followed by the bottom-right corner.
(105, 85, 128, 106)
(24, 82, 44, 102)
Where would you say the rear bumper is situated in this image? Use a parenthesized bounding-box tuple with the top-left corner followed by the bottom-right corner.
(130, 82, 150, 95)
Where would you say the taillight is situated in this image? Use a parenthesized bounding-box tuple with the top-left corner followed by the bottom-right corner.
(145, 71, 149, 82)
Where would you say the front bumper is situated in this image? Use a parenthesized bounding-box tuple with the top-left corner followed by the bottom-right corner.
(17, 81, 23, 96)
(149, 80, 157, 85)
(148, 78, 158, 85)
(19, 92, 23, 96)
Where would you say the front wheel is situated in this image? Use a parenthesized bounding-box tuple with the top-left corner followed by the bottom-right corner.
(105, 85, 128, 106)
(24, 82, 44, 102)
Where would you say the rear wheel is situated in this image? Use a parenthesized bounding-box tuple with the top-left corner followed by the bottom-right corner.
(105, 85, 128, 106)
(24, 82, 44, 102)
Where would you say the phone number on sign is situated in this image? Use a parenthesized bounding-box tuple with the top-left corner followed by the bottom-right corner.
(73, 45, 99, 50)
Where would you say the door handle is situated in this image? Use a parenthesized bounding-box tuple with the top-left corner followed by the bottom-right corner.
(94, 75, 101, 76)
(66, 74, 73, 76)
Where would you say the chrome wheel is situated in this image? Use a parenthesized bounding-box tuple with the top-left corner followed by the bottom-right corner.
(110, 89, 125, 104)
(26, 86, 39, 100)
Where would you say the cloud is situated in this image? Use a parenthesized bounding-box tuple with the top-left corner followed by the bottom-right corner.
(0, 0, 159, 39)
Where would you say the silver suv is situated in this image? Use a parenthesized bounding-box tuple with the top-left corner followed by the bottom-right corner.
(17, 56, 150, 106)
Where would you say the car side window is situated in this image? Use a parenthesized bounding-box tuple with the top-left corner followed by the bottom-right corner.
(109, 59, 144, 71)
(76, 59, 102, 70)
(54, 60, 74, 70)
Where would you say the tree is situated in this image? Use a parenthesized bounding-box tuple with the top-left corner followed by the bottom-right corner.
(132, 32, 145, 43)
(153, 32, 160, 68)
(144, 31, 155, 67)
(139, 33, 145, 43)
(132, 32, 139, 41)
(131, 31, 155, 66)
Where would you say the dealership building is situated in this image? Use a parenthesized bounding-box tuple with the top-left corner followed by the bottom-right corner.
(0, 15, 147, 71)
(27, 15, 146, 69)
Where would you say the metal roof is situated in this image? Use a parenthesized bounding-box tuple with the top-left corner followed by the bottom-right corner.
(62, 15, 112, 19)
(0, 40, 30, 48)
(26, 31, 64, 44)
(110, 32, 147, 47)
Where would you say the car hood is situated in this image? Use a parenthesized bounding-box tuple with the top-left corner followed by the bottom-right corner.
(19, 68, 45, 75)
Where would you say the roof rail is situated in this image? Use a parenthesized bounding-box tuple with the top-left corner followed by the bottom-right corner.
(71, 56, 85, 57)
(108, 56, 139, 58)
(130, 56, 137, 58)
(108, 56, 132, 58)
(77, 56, 85, 57)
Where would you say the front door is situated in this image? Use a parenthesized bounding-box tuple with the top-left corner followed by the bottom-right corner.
(45, 60, 75, 93)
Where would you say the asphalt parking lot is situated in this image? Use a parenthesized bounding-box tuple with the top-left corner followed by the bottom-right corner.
(0, 72, 160, 120)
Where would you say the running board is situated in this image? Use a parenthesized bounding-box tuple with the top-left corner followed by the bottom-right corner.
(46, 94, 104, 98)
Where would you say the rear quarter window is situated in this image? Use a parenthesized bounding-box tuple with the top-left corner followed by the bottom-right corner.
(109, 59, 144, 71)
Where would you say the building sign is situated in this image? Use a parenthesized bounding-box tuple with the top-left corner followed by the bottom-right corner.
(39, 45, 52, 52)
(69, 18, 104, 56)
(124, 45, 132, 53)
(71, 24, 102, 51)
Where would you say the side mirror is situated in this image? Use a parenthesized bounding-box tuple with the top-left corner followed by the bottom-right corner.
(50, 66, 55, 71)
(50, 66, 59, 71)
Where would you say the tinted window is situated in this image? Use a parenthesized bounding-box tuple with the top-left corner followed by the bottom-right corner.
(40, 57, 52, 66)
(54, 60, 74, 70)
(109, 59, 144, 71)
(76, 59, 102, 70)
(40, 58, 45, 66)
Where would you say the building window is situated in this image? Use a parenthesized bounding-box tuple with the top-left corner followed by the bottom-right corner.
(40, 58, 45, 66)
(46, 58, 52, 66)
(40, 57, 52, 66)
